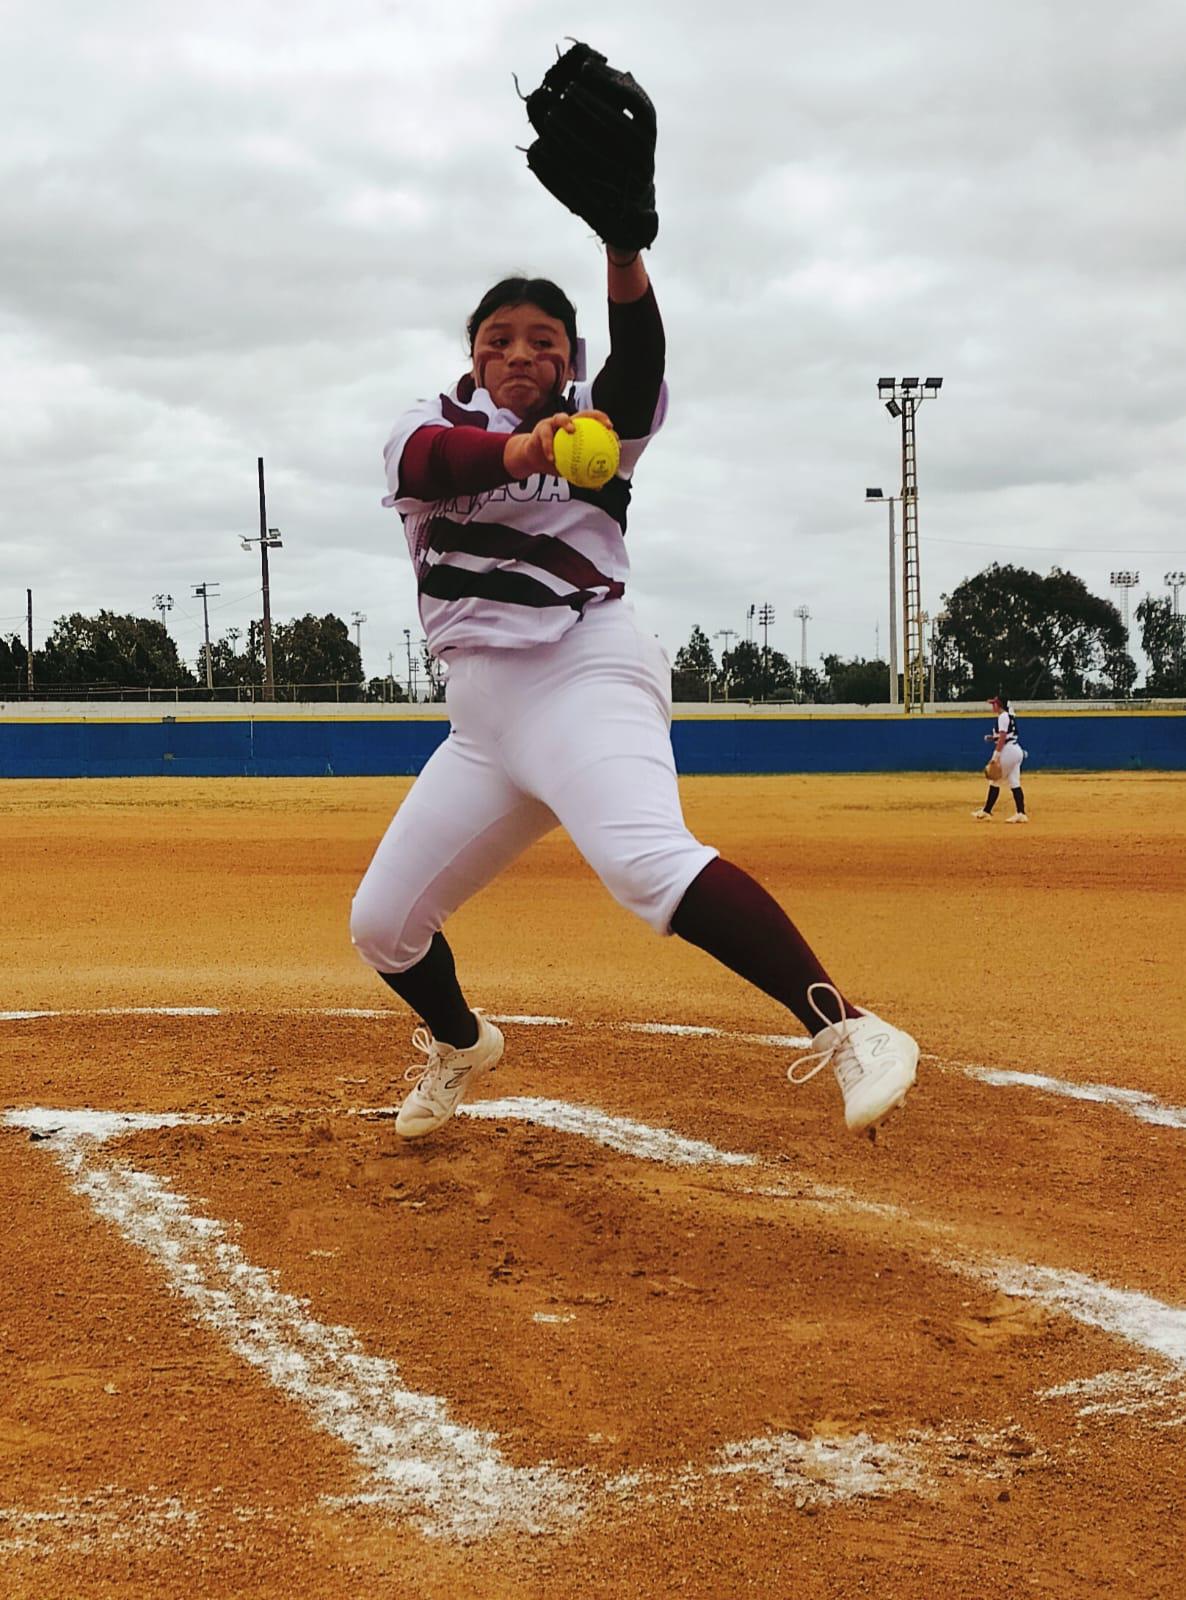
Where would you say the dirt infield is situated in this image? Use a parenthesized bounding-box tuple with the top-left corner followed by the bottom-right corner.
(2, 773, 1185, 1599)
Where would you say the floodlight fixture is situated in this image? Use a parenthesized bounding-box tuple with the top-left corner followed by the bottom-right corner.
(877, 378, 895, 396)
(900, 377, 919, 390)
(1109, 570, 1139, 587)
(885, 399, 902, 418)
(866, 487, 884, 500)
(924, 377, 943, 390)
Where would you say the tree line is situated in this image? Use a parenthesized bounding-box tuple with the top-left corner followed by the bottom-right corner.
(0, 611, 442, 701)
(2, 564, 1182, 702)
(673, 564, 1185, 702)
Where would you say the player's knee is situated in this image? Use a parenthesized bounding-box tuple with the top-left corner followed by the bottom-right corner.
(349, 890, 431, 973)
(594, 839, 718, 935)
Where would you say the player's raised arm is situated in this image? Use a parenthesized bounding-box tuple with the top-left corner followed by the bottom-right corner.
(520, 43, 664, 439)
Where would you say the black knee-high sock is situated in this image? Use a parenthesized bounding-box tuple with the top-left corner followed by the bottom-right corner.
(1013, 787, 1026, 815)
(671, 857, 859, 1031)
(984, 784, 1000, 814)
(380, 933, 479, 1047)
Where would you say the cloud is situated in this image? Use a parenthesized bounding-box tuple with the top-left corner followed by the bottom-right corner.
(1, 0, 1183, 683)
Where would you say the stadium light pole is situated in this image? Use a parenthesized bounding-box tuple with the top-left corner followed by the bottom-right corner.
(192, 581, 220, 692)
(1109, 570, 1140, 650)
(876, 377, 944, 714)
(152, 592, 174, 629)
(240, 458, 283, 702)
(793, 605, 810, 670)
(1167, 571, 1186, 677)
(865, 487, 899, 706)
(403, 627, 414, 701)
(757, 602, 775, 701)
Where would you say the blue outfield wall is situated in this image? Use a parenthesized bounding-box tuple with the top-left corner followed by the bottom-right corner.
(0, 711, 1183, 778)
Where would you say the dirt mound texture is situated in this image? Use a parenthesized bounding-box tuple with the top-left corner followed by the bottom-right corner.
(2, 773, 1184, 1599)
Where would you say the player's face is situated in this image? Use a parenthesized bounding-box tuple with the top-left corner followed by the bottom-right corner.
(471, 303, 573, 417)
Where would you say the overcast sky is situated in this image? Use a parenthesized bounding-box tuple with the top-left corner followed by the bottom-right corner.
(3, 0, 1183, 688)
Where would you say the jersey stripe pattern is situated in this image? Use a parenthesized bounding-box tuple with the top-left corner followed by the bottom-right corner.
(383, 378, 668, 655)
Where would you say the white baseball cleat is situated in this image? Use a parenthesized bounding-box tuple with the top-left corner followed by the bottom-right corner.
(1005, 813, 1030, 824)
(394, 1012, 504, 1139)
(788, 983, 919, 1134)
(971, 809, 994, 820)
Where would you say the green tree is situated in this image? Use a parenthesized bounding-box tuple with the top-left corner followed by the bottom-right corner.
(207, 625, 259, 691)
(270, 614, 363, 700)
(1136, 596, 1186, 695)
(0, 634, 29, 692)
(672, 624, 717, 700)
(718, 640, 800, 700)
(937, 564, 1132, 699)
(822, 655, 889, 704)
(38, 612, 195, 690)
(364, 675, 408, 703)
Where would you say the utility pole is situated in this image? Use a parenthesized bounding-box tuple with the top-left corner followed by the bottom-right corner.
(240, 458, 283, 702)
(757, 602, 775, 701)
(876, 378, 944, 713)
(930, 611, 948, 704)
(192, 581, 220, 692)
(26, 588, 34, 694)
(714, 628, 736, 702)
(152, 592, 174, 628)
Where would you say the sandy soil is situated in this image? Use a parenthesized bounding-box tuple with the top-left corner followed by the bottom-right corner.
(1, 773, 1184, 1599)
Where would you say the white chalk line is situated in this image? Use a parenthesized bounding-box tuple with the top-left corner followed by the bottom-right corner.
(4, 1108, 578, 1541)
(5, 1004, 1184, 1136)
(4, 1103, 1059, 1540)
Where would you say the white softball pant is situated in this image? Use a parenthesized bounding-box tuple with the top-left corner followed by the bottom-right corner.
(997, 743, 1025, 789)
(350, 600, 719, 973)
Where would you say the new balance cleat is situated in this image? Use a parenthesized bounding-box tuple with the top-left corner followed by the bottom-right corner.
(971, 809, 994, 820)
(394, 1012, 504, 1139)
(788, 983, 919, 1134)
(1005, 813, 1029, 824)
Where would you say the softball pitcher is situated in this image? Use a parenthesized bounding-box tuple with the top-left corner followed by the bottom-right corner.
(351, 44, 920, 1140)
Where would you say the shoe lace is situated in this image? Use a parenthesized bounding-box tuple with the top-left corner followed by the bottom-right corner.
(403, 1025, 442, 1086)
(787, 983, 851, 1086)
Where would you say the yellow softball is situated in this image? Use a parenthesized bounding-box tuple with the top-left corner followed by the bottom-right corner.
(553, 416, 620, 490)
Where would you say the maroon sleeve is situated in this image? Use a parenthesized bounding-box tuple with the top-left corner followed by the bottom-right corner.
(399, 425, 515, 500)
(590, 284, 666, 441)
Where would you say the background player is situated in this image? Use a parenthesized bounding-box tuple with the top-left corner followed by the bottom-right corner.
(350, 44, 920, 1141)
(973, 693, 1029, 822)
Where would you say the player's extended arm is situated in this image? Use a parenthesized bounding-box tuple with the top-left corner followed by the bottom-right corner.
(401, 410, 616, 499)
(591, 249, 665, 440)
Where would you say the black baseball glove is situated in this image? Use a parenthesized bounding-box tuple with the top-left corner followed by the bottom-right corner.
(520, 41, 658, 251)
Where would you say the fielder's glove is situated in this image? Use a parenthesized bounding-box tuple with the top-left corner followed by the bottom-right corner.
(520, 41, 659, 251)
(984, 756, 1004, 783)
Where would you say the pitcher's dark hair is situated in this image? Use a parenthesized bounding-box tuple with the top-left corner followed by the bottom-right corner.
(466, 277, 578, 355)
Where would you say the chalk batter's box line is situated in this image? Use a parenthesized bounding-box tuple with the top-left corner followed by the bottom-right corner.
(3, 1006, 1186, 1134)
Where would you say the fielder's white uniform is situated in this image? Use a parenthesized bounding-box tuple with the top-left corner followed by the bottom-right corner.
(995, 706, 1025, 789)
(350, 378, 718, 974)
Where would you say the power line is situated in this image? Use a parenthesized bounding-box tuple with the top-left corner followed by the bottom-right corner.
(925, 533, 1184, 556)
